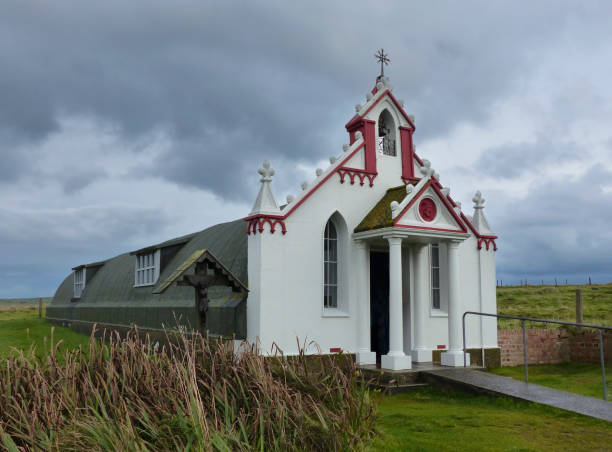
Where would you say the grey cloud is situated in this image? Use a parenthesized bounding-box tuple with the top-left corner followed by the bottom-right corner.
(4, 1, 608, 200)
(492, 166, 612, 284)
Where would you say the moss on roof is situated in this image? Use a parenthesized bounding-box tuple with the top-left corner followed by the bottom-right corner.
(354, 184, 413, 233)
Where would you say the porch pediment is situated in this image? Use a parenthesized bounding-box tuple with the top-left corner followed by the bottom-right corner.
(354, 179, 468, 235)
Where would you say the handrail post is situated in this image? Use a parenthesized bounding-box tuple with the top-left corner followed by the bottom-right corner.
(522, 319, 528, 383)
(598, 329, 607, 401)
(462, 312, 467, 367)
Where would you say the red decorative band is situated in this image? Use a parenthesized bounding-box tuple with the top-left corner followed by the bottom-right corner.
(246, 215, 287, 235)
(477, 237, 497, 251)
(336, 167, 377, 187)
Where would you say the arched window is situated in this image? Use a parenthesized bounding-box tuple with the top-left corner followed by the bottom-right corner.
(377, 109, 396, 156)
(324, 220, 338, 308)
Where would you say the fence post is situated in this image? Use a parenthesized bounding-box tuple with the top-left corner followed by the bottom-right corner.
(598, 329, 607, 401)
(522, 319, 528, 383)
(38, 298, 42, 318)
(576, 290, 583, 333)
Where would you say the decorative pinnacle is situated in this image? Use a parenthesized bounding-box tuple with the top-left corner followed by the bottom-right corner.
(375, 48, 390, 77)
(473, 191, 485, 209)
(258, 160, 275, 182)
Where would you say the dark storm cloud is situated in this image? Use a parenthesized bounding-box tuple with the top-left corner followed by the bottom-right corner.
(478, 138, 582, 179)
(2, 0, 600, 200)
(493, 167, 612, 284)
(2, 1, 612, 297)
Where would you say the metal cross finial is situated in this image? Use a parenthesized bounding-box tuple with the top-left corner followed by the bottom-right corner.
(375, 48, 390, 77)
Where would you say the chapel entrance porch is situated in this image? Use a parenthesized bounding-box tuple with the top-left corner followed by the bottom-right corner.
(354, 229, 471, 371)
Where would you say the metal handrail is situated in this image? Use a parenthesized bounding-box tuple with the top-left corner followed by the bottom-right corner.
(462, 311, 610, 401)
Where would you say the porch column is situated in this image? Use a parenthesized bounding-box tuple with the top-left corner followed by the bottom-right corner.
(355, 240, 376, 364)
(411, 243, 432, 362)
(381, 236, 412, 370)
(441, 240, 470, 366)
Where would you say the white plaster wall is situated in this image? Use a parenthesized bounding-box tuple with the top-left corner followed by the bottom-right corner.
(247, 91, 498, 356)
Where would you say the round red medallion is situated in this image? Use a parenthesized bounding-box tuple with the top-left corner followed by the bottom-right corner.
(418, 198, 437, 222)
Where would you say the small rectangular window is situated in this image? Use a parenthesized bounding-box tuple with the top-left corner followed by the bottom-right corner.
(135, 250, 159, 287)
(74, 268, 85, 298)
(431, 243, 441, 310)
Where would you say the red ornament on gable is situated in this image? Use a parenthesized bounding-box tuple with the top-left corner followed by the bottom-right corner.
(419, 198, 437, 222)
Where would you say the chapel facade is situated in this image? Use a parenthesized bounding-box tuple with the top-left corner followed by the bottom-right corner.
(48, 72, 498, 370)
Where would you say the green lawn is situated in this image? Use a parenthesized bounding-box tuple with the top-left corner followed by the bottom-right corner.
(497, 284, 612, 328)
(371, 387, 612, 451)
(0, 308, 89, 359)
(490, 362, 612, 400)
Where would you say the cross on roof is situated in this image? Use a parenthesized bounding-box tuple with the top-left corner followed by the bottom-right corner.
(375, 48, 390, 77)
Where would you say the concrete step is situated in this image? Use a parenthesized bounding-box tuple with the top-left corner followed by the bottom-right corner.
(371, 382, 430, 395)
(358, 367, 421, 385)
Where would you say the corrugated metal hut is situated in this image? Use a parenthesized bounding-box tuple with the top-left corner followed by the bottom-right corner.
(46, 219, 248, 338)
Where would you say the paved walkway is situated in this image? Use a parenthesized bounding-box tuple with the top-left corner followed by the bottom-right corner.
(421, 368, 612, 422)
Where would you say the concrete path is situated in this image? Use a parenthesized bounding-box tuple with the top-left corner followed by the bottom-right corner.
(421, 368, 612, 422)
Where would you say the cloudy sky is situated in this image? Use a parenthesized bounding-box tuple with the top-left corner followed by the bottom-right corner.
(2, 1, 612, 298)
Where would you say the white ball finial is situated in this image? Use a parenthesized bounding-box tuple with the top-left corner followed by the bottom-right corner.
(355, 104, 362, 112)
(354, 131, 363, 140)
(342, 144, 350, 152)
(366, 92, 373, 101)
(420, 159, 434, 177)
(301, 181, 308, 191)
(286, 194, 295, 203)
(329, 156, 337, 164)
(316, 168, 323, 177)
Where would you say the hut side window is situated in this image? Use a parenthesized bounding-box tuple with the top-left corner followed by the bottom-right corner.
(431, 243, 441, 310)
(323, 220, 338, 308)
(135, 251, 160, 287)
(74, 268, 85, 298)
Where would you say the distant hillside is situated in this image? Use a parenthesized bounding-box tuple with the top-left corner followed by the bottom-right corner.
(0, 297, 52, 311)
(497, 284, 612, 328)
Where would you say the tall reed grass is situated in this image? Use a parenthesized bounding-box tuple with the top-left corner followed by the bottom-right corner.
(0, 327, 378, 451)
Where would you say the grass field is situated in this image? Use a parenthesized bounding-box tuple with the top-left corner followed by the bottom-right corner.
(496, 283, 612, 328)
(371, 387, 612, 451)
(0, 307, 89, 360)
(490, 362, 612, 399)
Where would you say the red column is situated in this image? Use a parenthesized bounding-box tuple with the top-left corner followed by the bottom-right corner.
(400, 126, 414, 181)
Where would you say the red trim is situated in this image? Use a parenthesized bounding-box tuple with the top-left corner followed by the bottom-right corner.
(401, 177, 420, 184)
(282, 142, 365, 218)
(329, 347, 342, 353)
(437, 345, 446, 350)
(337, 167, 377, 187)
(345, 88, 416, 130)
(459, 212, 499, 251)
(393, 180, 469, 233)
(400, 126, 415, 180)
(394, 223, 466, 234)
(477, 237, 498, 251)
(245, 215, 287, 235)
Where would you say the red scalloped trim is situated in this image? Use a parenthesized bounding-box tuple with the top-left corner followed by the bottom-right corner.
(336, 167, 377, 187)
(477, 237, 498, 251)
(246, 215, 287, 235)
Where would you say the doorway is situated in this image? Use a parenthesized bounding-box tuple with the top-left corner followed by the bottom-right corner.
(370, 251, 389, 363)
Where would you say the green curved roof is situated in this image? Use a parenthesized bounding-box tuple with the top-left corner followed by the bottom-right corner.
(47, 219, 247, 330)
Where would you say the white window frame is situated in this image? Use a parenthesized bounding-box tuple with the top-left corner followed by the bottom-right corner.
(74, 267, 86, 298)
(430, 243, 441, 310)
(134, 249, 160, 287)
